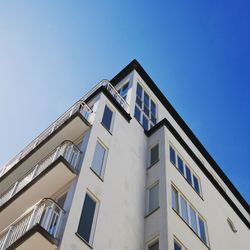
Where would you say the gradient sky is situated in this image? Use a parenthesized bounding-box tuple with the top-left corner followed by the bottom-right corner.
(0, 1, 249, 203)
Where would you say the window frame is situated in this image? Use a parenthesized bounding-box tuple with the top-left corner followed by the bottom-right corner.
(90, 139, 108, 180)
(149, 143, 159, 167)
(101, 104, 115, 133)
(76, 191, 100, 246)
(147, 181, 160, 215)
(117, 81, 129, 100)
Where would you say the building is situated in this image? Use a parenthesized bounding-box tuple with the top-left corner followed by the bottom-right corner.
(0, 59, 249, 250)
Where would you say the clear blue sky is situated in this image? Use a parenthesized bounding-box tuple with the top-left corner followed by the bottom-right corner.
(0, 1, 249, 203)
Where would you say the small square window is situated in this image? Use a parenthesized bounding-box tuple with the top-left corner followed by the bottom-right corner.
(150, 144, 159, 166)
(101, 105, 113, 131)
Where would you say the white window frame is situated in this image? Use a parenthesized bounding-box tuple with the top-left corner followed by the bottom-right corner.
(147, 181, 160, 215)
(101, 104, 115, 133)
(173, 237, 187, 250)
(148, 142, 160, 168)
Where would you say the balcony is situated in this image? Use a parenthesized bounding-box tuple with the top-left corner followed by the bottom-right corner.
(0, 141, 80, 231)
(0, 199, 64, 250)
(0, 101, 91, 189)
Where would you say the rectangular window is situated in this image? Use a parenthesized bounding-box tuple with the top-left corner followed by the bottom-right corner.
(169, 146, 176, 165)
(148, 183, 159, 213)
(171, 186, 179, 213)
(101, 105, 113, 131)
(118, 82, 129, 100)
(174, 240, 182, 250)
(180, 196, 189, 223)
(177, 156, 184, 175)
(185, 165, 192, 185)
(148, 241, 159, 250)
(91, 141, 107, 177)
(171, 186, 209, 246)
(77, 193, 97, 243)
(134, 83, 157, 130)
(193, 175, 200, 194)
(150, 144, 159, 166)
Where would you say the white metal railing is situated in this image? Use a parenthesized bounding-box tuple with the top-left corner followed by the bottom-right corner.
(0, 141, 80, 208)
(0, 101, 90, 178)
(0, 198, 64, 250)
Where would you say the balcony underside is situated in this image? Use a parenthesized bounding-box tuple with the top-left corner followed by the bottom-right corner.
(0, 112, 88, 191)
(7, 225, 57, 250)
(0, 157, 76, 231)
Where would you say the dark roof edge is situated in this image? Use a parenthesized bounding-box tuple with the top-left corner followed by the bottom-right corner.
(110, 59, 250, 213)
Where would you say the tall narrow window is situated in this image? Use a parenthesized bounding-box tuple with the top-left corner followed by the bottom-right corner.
(180, 196, 189, 223)
(101, 105, 113, 131)
(150, 144, 159, 166)
(170, 146, 176, 165)
(190, 206, 198, 233)
(177, 156, 184, 175)
(148, 183, 159, 213)
(77, 194, 97, 243)
(148, 241, 159, 250)
(193, 175, 200, 194)
(198, 216, 207, 244)
(171, 186, 179, 213)
(91, 141, 107, 177)
(185, 166, 192, 185)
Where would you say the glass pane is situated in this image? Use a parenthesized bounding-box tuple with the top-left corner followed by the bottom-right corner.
(77, 194, 96, 243)
(170, 146, 176, 165)
(151, 114, 156, 125)
(180, 196, 189, 223)
(91, 142, 106, 176)
(136, 83, 143, 98)
(190, 206, 198, 233)
(136, 96, 142, 108)
(198, 217, 207, 244)
(171, 187, 179, 213)
(151, 100, 156, 116)
(119, 83, 129, 98)
(134, 106, 141, 122)
(143, 115, 149, 130)
(177, 156, 184, 175)
(185, 166, 192, 185)
(149, 241, 159, 250)
(174, 240, 182, 250)
(101, 106, 113, 131)
(144, 105, 150, 117)
(150, 144, 159, 166)
(149, 184, 159, 213)
(193, 175, 200, 194)
(144, 92, 150, 107)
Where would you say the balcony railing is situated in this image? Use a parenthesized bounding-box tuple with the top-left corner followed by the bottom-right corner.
(0, 101, 91, 178)
(0, 141, 80, 208)
(0, 199, 64, 250)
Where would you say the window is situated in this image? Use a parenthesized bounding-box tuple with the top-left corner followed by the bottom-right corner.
(77, 193, 97, 243)
(150, 144, 159, 166)
(91, 141, 107, 178)
(117, 82, 129, 100)
(101, 105, 113, 131)
(134, 83, 157, 130)
(148, 183, 159, 213)
(148, 241, 159, 250)
(169, 146, 202, 196)
(57, 192, 68, 209)
(174, 239, 187, 250)
(170, 146, 176, 165)
(171, 186, 209, 246)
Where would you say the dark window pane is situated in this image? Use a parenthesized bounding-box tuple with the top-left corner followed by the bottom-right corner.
(190, 206, 198, 233)
(149, 241, 159, 250)
(171, 187, 179, 213)
(174, 241, 182, 250)
(144, 105, 150, 117)
(136, 96, 142, 108)
(151, 100, 156, 116)
(198, 217, 207, 244)
(180, 196, 189, 223)
(149, 184, 159, 213)
(150, 144, 159, 166)
(143, 115, 149, 130)
(101, 106, 113, 131)
(134, 106, 141, 122)
(177, 156, 184, 175)
(91, 142, 106, 176)
(136, 83, 142, 98)
(118, 83, 129, 99)
(170, 146, 176, 165)
(151, 114, 156, 125)
(77, 194, 96, 243)
(193, 175, 200, 194)
(144, 92, 149, 107)
(185, 166, 192, 185)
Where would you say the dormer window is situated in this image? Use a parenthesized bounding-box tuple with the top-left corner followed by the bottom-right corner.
(134, 83, 157, 130)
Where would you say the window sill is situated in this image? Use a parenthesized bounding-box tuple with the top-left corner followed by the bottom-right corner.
(75, 233, 93, 249)
(101, 122, 113, 135)
(90, 168, 104, 182)
(145, 206, 160, 218)
(171, 161, 204, 201)
(172, 209, 210, 249)
(147, 159, 160, 170)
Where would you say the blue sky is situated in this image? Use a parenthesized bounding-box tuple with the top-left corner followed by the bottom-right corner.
(0, 1, 249, 203)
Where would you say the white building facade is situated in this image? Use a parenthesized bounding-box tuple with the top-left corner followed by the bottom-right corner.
(0, 60, 249, 250)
